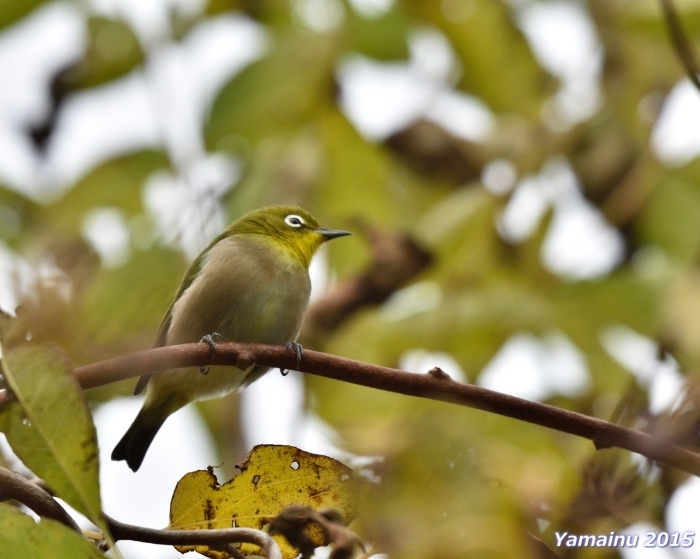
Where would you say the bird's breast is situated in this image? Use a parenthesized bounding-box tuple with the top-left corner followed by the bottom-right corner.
(166, 236, 312, 347)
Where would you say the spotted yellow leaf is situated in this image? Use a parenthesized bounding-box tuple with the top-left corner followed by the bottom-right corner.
(169, 444, 356, 558)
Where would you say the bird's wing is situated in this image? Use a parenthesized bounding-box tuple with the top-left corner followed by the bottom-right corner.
(132, 240, 222, 396)
(133, 305, 172, 395)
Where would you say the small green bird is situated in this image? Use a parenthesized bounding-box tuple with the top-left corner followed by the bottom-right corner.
(112, 205, 350, 471)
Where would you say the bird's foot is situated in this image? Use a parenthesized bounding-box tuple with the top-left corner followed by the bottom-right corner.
(199, 332, 222, 375)
(201, 332, 222, 350)
(280, 342, 303, 376)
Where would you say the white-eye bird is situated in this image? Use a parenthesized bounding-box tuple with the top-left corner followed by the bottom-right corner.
(111, 205, 351, 471)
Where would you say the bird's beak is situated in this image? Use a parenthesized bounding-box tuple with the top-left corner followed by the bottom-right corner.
(315, 228, 352, 239)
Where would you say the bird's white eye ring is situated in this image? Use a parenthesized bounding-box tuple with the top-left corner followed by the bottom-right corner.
(284, 215, 305, 228)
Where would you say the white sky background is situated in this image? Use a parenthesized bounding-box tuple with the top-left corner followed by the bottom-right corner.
(1, 0, 700, 557)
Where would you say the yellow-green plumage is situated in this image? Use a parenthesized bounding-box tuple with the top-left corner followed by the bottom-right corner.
(111, 206, 350, 471)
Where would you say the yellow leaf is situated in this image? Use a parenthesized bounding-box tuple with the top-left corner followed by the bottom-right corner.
(169, 445, 356, 559)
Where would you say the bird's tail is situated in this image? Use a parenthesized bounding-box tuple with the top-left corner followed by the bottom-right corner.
(111, 397, 173, 472)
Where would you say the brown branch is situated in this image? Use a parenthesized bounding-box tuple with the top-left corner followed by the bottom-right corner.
(385, 119, 487, 183)
(660, 0, 700, 92)
(3, 342, 700, 477)
(0, 466, 81, 532)
(0, 464, 281, 557)
(105, 514, 282, 558)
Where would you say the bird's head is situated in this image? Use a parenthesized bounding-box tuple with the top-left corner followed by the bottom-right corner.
(229, 205, 351, 268)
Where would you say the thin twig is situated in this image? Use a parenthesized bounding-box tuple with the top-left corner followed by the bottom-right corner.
(0, 467, 282, 558)
(660, 0, 700, 91)
(1, 342, 698, 477)
(0, 466, 81, 532)
(105, 514, 282, 559)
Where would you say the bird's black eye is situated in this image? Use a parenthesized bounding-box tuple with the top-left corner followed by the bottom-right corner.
(284, 215, 305, 228)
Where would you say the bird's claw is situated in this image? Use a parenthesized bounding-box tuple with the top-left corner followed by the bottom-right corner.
(280, 342, 303, 376)
(286, 341, 304, 368)
(201, 332, 222, 351)
(199, 332, 222, 375)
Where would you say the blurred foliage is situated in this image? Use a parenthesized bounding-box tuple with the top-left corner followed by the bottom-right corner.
(0, 0, 45, 30)
(2, 0, 700, 557)
(29, 18, 145, 150)
(404, 0, 553, 116)
(68, 16, 144, 89)
(44, 150, 170, 235)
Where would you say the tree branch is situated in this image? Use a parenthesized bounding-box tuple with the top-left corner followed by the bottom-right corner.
(660, 0, 700, 92)
(0, 465, 281, 558)
(105, 515, 282, 559)
(2, 342, 700, 476)
(0, 466, 81, 532)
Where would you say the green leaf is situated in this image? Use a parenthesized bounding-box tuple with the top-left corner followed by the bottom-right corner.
(76, 246, 184, 354)
(205, 31, 340, 149)
(0, 0, 46, 31)
(620, 2, 700, 37)
(402, 0, 551, 116)
(637, 175, 700, 263)
(224, 137, 295, 218)
(44, 150, 170, 235)
(552, 272, 660, 393)
(0, 184, 36, 245)
(315, 108, 395, 225)
(0, 505, 105, 559)
(346, 5, 409, 60)
(0, 343, 103, 529)
(64, 16, 144, 90)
